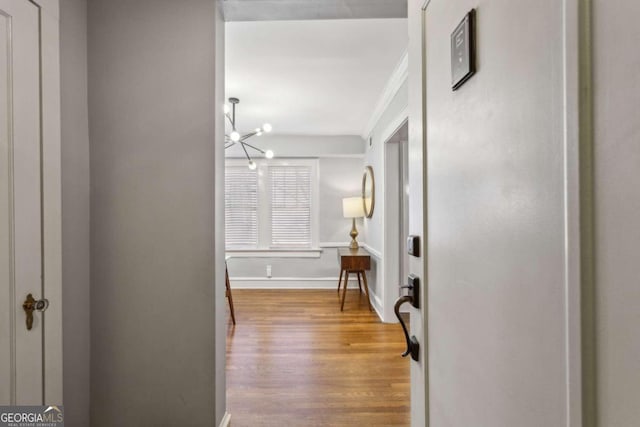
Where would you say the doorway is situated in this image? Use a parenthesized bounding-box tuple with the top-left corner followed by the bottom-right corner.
(222, 17, 411, 427)
(383, 121, 410, 314)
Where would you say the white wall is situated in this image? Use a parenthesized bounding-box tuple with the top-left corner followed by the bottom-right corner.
(226, 146, 366, 285)
(592, 0, 640, 424)
(225, 135, 365, 159)
(362, 79, 408, 315)
(87, 0, 223, 425)
(363, 80, 408, 254)
(319, 157, 365, 244)
(420, 0, 569, 425)
(60, 0, 90, 425)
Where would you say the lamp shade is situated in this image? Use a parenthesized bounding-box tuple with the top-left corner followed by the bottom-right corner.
(342, 197, 365, 218)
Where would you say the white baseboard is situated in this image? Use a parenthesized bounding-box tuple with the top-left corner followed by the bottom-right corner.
(229, 276, 364, 290)
(219, 412, 231, 427)
(370, 291, 384, 322)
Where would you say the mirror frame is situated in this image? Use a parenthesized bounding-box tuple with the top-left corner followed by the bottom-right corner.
(362, 166, 375, 218)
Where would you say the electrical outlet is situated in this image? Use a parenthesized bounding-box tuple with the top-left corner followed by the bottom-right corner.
(266, 265, 272, 278)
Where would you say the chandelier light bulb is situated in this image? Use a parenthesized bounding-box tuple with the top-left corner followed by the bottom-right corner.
(223, 98, 274, 165)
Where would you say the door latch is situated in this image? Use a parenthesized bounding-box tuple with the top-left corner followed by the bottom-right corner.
(22, 293, 49, 331)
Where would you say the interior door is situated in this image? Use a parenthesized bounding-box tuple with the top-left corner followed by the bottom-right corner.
(0, 0, 45, 405)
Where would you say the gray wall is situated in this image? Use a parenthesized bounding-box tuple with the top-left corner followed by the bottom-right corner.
(87, 0, 222, 425)
(60, 0, 90, 425)
(593, 0, 640, 424)
(421, 0, 567, 425)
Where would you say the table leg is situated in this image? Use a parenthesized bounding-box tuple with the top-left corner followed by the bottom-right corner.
(225, 263, 236, 325)
(337, 268, 344, 293)
(341, 271, 350, 311)
(360, 270, 373, 311)
(357, 271, 363, 293)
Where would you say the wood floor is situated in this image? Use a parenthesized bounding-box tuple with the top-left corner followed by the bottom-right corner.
(226, 289, 410, 427)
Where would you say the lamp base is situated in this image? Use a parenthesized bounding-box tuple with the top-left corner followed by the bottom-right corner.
(349, 218, 359, 249)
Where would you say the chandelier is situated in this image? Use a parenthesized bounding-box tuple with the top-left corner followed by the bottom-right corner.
(224, 97, 274, 169)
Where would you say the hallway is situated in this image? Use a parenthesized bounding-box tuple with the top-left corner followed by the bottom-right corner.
(226, 290, 410, 426)
(6, 0, 634, 425)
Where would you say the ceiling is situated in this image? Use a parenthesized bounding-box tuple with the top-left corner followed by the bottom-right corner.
(225, 19, 408, 136)
(221, 0, 407, 22)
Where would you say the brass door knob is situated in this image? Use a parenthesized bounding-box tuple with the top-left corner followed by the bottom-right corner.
(22, 293, 49, 331)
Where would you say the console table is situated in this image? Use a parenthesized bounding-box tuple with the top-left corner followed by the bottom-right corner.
(337, 247, 372, 312)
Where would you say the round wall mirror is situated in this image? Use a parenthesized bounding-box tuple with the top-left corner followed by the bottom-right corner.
(362, 166, 375, 218)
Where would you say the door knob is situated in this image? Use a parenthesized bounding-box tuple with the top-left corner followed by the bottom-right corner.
(22, 293, 49, 331)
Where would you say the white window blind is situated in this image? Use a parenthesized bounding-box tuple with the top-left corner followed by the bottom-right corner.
(225, 166, 258, 248)
(269, 165, 312, 248)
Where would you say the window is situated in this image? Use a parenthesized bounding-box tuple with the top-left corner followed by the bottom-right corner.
(225, 159, 318, 252)
(225, 166, 258, 249)
(270, 165, 312, 248)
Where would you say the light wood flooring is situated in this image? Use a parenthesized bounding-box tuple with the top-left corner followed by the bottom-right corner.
(226, 289, 410, 427)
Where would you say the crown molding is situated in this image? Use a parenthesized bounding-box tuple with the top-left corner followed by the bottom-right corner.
(361, 48, 409, 139)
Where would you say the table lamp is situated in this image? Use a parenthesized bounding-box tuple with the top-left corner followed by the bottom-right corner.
(342, 197, 365, 249)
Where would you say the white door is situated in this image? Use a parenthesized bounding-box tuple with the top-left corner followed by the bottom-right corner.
(0, 0, 45, 405)
(414, 0, 583, 425)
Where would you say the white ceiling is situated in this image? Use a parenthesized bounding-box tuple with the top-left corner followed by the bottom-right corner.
(221, 0, 407, 21)
(225, 19, 408, 136)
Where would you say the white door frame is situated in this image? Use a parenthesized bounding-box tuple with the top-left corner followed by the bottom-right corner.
(381, 118, 408, 323)
(32, 0, 62, 404)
